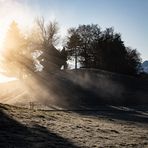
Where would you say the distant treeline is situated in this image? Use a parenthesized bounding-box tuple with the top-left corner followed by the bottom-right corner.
(1, 17, 142, 79)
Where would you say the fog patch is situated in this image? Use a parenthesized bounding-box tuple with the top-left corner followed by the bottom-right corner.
(1, 69, 148, 109)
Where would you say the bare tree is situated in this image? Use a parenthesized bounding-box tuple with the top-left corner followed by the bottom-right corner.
(31, 17, 64, 73)
(36, 17, 59, 48)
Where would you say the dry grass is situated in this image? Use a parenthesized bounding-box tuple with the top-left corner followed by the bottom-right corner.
(0, 103, 148, 148)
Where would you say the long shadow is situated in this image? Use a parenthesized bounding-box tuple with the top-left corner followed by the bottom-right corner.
(0, 105, 80, 148)
(48, 72, 148, 125)
(48, 70, 148, 107)
(30, 73, 148, 125)
(74, 105, 148, 125)
(16, 71, 148, 125)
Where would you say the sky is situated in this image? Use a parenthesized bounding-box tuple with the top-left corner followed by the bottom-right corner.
(0, 0, 147, 83)
(0, 0, 147, 61)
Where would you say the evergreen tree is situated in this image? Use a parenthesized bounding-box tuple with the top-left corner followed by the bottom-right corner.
(2, 21, 34, 79)
(66, 28, 82, 69)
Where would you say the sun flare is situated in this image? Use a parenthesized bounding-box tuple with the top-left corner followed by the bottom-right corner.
(0, 20, 19, 79)
(0, 0, 35, 83)
(0, 73, 16, 83)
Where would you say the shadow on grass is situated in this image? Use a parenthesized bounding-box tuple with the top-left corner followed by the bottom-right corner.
(26, 74, 148, 125)
(74, 106, 148, 124)
(0, 106, 80, 148)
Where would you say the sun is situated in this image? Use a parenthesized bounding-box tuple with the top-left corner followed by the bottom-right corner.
(0, 0, 35, 83)
(0, 73, 16, 83)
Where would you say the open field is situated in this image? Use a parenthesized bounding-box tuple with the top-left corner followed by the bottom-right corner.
(0, 103, 148, 148)
(0, 70, 148, 147)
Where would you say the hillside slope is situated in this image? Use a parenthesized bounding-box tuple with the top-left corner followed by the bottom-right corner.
(0, 69, 148, 107)
(0, 103, 148, 148)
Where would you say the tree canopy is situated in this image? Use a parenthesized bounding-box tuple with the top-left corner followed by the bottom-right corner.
(33, 18, 67, 73)
(66, 24, 141, 75)
(1, 20, 142, 78)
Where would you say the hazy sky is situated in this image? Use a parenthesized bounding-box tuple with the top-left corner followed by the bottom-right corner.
(0, 0, 148, 61)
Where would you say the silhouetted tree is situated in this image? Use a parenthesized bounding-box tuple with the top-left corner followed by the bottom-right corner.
(2, 21, 141, 77)
(32, 17, 66, 73)
(99, 28, 142, 75)
(77, 24, 101, 68)
(66, 28, 82, 69)
(125, 47, 142, 75)
(66, 24, 141, 75)
(98, 28, 127, 73)
(60, 47, 68, 69)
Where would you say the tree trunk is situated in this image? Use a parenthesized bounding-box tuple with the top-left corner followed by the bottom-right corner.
(75, 50, 77, 70)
